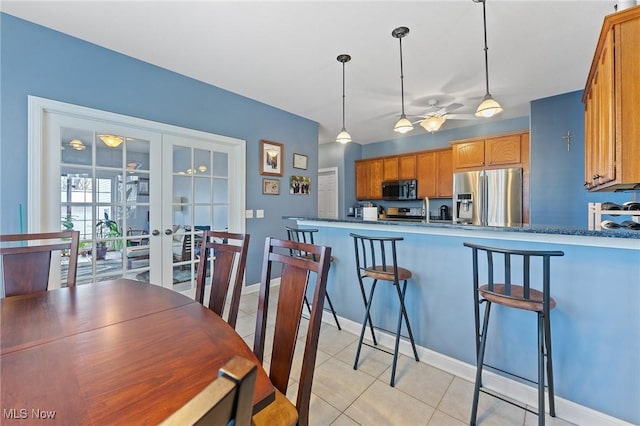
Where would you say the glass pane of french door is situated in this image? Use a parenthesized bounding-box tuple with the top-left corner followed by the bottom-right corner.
(59, 126, 155, 285)
(163, 136, 230, 294)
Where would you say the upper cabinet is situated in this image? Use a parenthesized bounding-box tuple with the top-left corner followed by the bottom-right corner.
(417, 149, 452, 198)
(355, 149, 449, 201)
(451, 131, 528, 171)
(355, 158, 383, 200)
(583, 6, 640, 191)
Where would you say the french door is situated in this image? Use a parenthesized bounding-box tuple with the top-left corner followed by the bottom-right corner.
(29, 96, 245, 293)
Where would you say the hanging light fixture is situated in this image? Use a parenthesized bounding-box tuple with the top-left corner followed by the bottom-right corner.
(68, 138, 86, 151)
(99, 134, 124, 148)
(336, 54, 352, 144)
(474, 0, 503, 118)
(392, 26, 413, 134)
(420, 114, 447, 133)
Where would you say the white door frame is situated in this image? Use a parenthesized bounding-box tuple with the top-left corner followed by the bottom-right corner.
(28, 96, 246, 288)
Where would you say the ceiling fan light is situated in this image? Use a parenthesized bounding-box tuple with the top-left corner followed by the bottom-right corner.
(336, 128, 352, 144)
(394, 116, 414, 134)
(99, 134, 124, 148)
(420, 115, 446, 133)
(68, 138, 86, 150)
(475, 95, 503, 118)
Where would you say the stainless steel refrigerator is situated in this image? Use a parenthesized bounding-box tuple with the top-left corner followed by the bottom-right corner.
(452, 168, 522, 226)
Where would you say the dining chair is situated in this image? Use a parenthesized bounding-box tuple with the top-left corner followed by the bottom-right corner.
(252, 237, 332, 426)
(0, 230, 80, 297)
(285, 226, 341, 330)
(195, 231, 250, 329)
(159, 355, 257, 426)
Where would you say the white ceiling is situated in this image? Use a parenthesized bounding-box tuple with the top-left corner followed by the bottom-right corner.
(1, 1, 618, 145)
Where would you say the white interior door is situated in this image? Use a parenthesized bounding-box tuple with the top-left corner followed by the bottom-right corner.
(318, 167, 339, 219)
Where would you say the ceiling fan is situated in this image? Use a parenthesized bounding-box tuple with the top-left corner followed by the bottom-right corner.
(412, 99, 477, 132)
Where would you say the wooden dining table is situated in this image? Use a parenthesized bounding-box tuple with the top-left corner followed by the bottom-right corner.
(0, 278, 274, 425)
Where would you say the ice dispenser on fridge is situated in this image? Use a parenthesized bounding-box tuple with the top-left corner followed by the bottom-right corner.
(455, 193, 474, 224)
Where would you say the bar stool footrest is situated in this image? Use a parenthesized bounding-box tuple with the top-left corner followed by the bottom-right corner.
(478, 387, 542, 417)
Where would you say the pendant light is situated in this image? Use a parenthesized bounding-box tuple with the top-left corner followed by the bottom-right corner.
(392, 27, 413, 134)
(336, 54, 352, 144)
(474, 0, 503, 118)
(99, 134, 124, 148)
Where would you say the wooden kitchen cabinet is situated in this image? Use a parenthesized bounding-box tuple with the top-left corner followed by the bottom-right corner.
(383, 157, 398, 181)
(355, 158, 384, 200)
(398, 154, 417, 179)
(582, 6, 640, 191)
(417, 148, 452, 198)
(451, 131, 527, 171)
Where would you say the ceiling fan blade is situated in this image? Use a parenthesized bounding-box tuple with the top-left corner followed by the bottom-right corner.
(443, 102, 463, 112)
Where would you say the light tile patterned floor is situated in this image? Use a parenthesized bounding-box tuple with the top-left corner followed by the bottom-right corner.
(234, 291, 575, 426)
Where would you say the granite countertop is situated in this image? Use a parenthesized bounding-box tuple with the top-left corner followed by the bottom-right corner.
(284, 216, 640, 240)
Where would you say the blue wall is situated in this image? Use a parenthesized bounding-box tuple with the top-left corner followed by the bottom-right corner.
(307, 223, 640, 423)
(0, 13, 319, 284)
(530, 91, 635, 227)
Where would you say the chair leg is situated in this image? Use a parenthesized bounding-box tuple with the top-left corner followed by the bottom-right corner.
(324, 292, 342, 330)
(397, 280, 419, 361)
(538, 313, 545, 426)
(544, 312, 556, 417)
(357, 276, 378, 346)
(354, 280, 378, 371)
(471, 301, 491, 426)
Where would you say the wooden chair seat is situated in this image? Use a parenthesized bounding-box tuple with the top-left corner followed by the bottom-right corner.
(252, 388, 298, 426)
(364, 265, 412, 281)
(479, 284, 557, 312)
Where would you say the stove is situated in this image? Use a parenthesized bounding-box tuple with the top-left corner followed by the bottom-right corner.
(386, 207, 424, 221)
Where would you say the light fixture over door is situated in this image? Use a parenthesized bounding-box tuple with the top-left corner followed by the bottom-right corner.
(336, 54, 352, 144)
(392, 26, 413, 134)
(474, 0, 503, 118)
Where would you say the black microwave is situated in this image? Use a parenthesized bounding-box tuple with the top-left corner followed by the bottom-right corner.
(382, 179, 418, 201)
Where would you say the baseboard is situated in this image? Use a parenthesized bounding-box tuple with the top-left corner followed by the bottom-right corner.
(334, 315, 632, 426)
(240, 283, 631, 425)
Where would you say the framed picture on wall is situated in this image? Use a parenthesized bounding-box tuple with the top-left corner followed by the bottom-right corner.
(263, 178, 280, 195)
(260, 139, 283, 176)
(293, 153, 308, 170)
(290, 175, 311, 195)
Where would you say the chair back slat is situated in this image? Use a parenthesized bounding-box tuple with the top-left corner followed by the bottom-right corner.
(286, 226, 318, 259)
(253, 237, 331, 426)
(464, 242, 564, 310)
(195, 231, 250, 329)
(160, 355, 257, 426)
(1, 231, 79, 297)
(350, 233, 403, 280)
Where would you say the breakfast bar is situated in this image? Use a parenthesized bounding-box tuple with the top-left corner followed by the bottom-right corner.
(287, 216, 640, 425)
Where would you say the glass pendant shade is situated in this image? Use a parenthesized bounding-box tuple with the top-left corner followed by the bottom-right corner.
(99, 134, 124, 148)
(68, 138, 86, 150)
(394, 116, 413, 134)
(475, 94, 503, 118)
(336, 128, 352, 144)
(420, 115, 446, 132)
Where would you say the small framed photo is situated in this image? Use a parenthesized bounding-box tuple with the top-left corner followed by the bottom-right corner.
(260, 139, 283, 176)
(263, 178, 280, 195)
(293, 153, 308, 170)
(138, 177, 149, 196)
(290, 175, 311, 195)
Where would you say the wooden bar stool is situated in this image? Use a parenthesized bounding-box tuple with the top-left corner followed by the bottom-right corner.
(286, 226, 341, 330)
(464, 242, 564, 426)
(350, 233, 419, 387)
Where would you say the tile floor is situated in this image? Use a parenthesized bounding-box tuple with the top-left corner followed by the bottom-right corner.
(232, 291, 575, 426)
